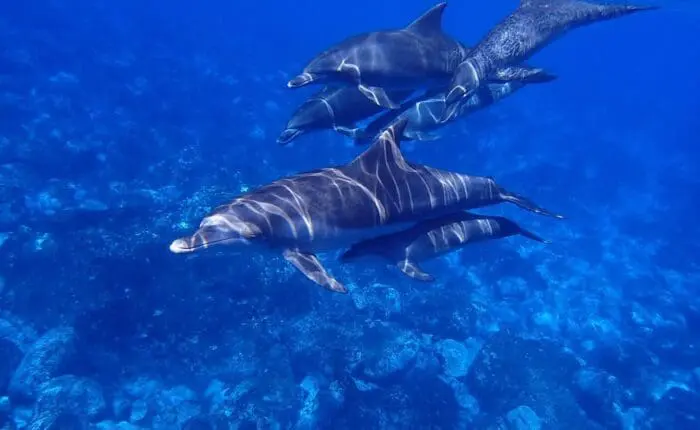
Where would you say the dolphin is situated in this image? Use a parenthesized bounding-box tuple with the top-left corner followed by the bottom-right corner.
(444, 0, 659, 111)
(340, 211, 549, 281)
(287, 2, 556, 109)
(169, 120, 562, 293)
(341, 77, 555, 145)
(277, 86, 414, 145)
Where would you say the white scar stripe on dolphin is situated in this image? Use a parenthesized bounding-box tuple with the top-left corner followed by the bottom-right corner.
(243, 198, 299, 239)
(316, 168, 389, 224)
(318, 98, 336, 123)
(238, 200, 274, 234)
(278, 182, 315, 240)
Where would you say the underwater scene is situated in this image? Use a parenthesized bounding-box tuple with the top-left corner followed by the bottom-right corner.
(1, 0, 699, 429)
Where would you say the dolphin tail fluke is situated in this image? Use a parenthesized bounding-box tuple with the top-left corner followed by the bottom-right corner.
(397, 259, 435, 282)
(498, 186, 565, 219)
(517, 226, 551, 244)
(283, 249, 348, 293)
(358, 84, 401, 109)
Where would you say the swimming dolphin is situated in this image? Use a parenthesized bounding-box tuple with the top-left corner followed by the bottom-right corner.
(169, 120, 562, 293)
(280, 67, 553, 146)
(342, 78, 554, 145)
(277, 86, 413, 145)
(444, 0, 658, 111)
(340, 211, 549, 281)
(287, 2, 555, 109)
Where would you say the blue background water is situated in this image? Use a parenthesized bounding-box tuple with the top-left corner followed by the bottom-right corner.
(1, 0, 698, 428)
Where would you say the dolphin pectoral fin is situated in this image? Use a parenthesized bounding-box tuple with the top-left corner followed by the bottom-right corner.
(397, 259, 435, 282)
(334, 125, 361, 138)
(518, 227, 551, 244)
(497, 186, 565, 219)
(357, 84, 401, 109)
(407, 131, 441, 142)
(283, 249, 348, 293)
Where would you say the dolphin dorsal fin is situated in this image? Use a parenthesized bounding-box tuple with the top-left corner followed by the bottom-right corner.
(351, 118, 409, 170)
(406, 2, 448, 35)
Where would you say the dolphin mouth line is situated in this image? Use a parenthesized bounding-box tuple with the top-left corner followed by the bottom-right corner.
(169, 237, 240, 254)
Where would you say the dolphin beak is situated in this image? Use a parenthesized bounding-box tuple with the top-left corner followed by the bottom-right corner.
(287, 73, 315, 88)
(169, 222, 248, 254)
(277, 128, 303, 145)
(170, 238, 196, 253)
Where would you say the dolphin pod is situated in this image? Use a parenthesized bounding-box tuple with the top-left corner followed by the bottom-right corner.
(172, 1, 656, 292)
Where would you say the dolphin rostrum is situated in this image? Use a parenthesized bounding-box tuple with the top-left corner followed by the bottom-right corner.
(341, 211, 549, 281)
(444, 0, 658, 111)
(288, 2, 557, 109)
(170, 120, 562, 293)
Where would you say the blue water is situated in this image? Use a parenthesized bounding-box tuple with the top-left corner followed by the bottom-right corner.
(1, 0, 698, 428)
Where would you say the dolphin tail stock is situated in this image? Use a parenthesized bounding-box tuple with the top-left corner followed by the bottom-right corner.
(591, 2, 660, 20)
(490, 66, 557, 84)
(283, 248, 348, 293)
(496, 185, 565, 220)
(545, 0, 660, 23)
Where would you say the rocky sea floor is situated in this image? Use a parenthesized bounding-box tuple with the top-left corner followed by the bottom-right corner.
(2, 2, 699, 429)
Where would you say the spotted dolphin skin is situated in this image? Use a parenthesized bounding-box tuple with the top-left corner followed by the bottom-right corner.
(343, 78, 554, 145)
(287, 2, 557, 110)
(341, 211, 549, 281)
(170, 120, 562, 293)
(444, 0, 659, 111)
(277, 86, 413, 145)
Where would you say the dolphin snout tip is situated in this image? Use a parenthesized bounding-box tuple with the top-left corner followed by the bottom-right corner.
(287, 73, 314, 88)
(169, 238, 194, 254)
(277, 128, 302, 145)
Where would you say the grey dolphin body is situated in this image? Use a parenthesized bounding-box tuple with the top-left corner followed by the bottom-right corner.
(287, 2, 553, 109)
(277, 86, 414, 145)
(340, 211, 549, 281)
(444, 0, 658, 111)
(170, 120, 562, 293)
(344, 79, 549, 145)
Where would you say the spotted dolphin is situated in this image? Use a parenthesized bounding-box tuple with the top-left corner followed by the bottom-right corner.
(444, 0, 658, 111)
(342, 78, 554, 145)
(170, 120, 562, 293)
(341, 211, 549, 281)
(287, 2, 554, 109)
(277, 86, 413, 145)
